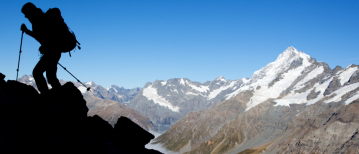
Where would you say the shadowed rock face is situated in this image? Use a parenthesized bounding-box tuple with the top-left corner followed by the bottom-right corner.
(0, 72, 162, 154)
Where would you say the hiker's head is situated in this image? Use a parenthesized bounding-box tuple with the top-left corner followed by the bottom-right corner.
(21, 2, 42, 21)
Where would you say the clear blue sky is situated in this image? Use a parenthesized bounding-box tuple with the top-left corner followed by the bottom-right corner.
(1, 0, 359, 89)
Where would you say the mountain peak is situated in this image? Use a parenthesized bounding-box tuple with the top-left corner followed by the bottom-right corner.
(277, 46, 299, 60)
(285, 46, 298, 52)
(276, 46, 311, 62)
(215, 76, 226, 82)
(250, 47, 313, 85)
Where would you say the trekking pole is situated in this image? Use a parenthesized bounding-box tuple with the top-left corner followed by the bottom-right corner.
(58, 63, 91, 91)
(16, 31, 24, 81)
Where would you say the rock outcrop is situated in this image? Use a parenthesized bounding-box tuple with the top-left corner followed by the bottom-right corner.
(0, 72, 162, 154)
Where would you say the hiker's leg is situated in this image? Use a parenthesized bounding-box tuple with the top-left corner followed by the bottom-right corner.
(33, 55, 49, 93)
(46, 52, 61, 89)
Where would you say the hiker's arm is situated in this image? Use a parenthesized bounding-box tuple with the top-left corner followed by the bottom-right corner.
(21, 24, 35, 38)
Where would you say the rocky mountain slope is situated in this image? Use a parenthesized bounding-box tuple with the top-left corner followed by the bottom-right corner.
(128, 74, 248, 133)
(84, 93, 155, 131)
(153, 47, 359, 154)
(0, 73, 161, 154)
(18, 75, 153, 131)
(18, 75, 141, 104)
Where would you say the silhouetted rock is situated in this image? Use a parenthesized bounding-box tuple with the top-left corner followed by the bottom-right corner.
(114, 117, 155, 149)
(0, 72, 162, 154)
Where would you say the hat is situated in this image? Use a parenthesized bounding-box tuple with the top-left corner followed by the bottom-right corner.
(21, 2, 37, 14)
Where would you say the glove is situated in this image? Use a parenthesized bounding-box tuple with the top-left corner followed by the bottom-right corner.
(21, 24, 28, 32)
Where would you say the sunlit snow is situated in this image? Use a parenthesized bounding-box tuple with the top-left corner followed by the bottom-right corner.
(274, 88, 312, 106)
(306, 79, 332, 106)
(216, 76, 226, 82)
(224, 47, 314, 111)
(78, 86, 87, 93)
(242, 78, 250, 84)
(143, 85, 180, 112)
(324, 82, 359, 103)
(85, 81, 94, 86)
(338, 67, 358, 85)
(111, 86, 118, 93)
(29, 76, 35, 82)
(161, 81, 167, 86)
(208, 81, 237, 100)
(293, 66, 324, 90)
(186, 80, 209, 93)
(180, 78, 185, 86)
(187, 92, 198, 96)
(345, 91, 359, 105)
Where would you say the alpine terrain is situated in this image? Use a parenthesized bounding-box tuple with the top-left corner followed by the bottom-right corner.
(153, 47, 359, 154)
(128, 73, 249, 133)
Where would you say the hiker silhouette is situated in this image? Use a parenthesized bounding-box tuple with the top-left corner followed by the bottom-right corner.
(21, 2, 77, 94)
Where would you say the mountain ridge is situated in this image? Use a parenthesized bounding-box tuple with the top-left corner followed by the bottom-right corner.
(153, 47, 359, 154)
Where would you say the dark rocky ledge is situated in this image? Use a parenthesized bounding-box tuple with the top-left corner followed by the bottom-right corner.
(0, 72, 162, 154)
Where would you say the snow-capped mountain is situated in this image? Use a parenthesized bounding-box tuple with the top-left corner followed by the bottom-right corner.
(154, 47, 359, 153)
(128, 74, 248, 132)
(107, 85, 141, 103)
(18, 75, 141, 104)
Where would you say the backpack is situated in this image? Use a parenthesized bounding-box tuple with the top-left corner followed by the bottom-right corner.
(46, 8, 81, 57)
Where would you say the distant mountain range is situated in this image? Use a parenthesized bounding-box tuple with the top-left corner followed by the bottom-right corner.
(152, 47, 359, 153)
(127, 74, 248, 133)
(18, 75, 141, 105)
(18, 46, 359, 153)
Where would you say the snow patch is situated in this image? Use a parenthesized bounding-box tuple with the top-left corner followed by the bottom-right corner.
(85, 82, 94, 86)
(161, 81, 167, 86)
(242, 78, 250, 84)
(274, 88, 312, 106)
(143, 85, 180, 112)
(186, 80, 209, 93)
(29, 76, 35, 82)
(306, 79, 332, 106)
(338, 67, 358, 85)
(325, 82, 359, 103)
(78, 86, 87, 94)
(208, 81, 237, 100)
(345, 91, 359, 105)
(225, 85, 250, 100)
(111, 87, 118, 93)
(187, 92, 198, 96)
(294, 66, 324, 90)
(180, 78, 185, 86)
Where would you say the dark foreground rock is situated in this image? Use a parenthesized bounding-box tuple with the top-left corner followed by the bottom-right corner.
(0, 72, 162, 154)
